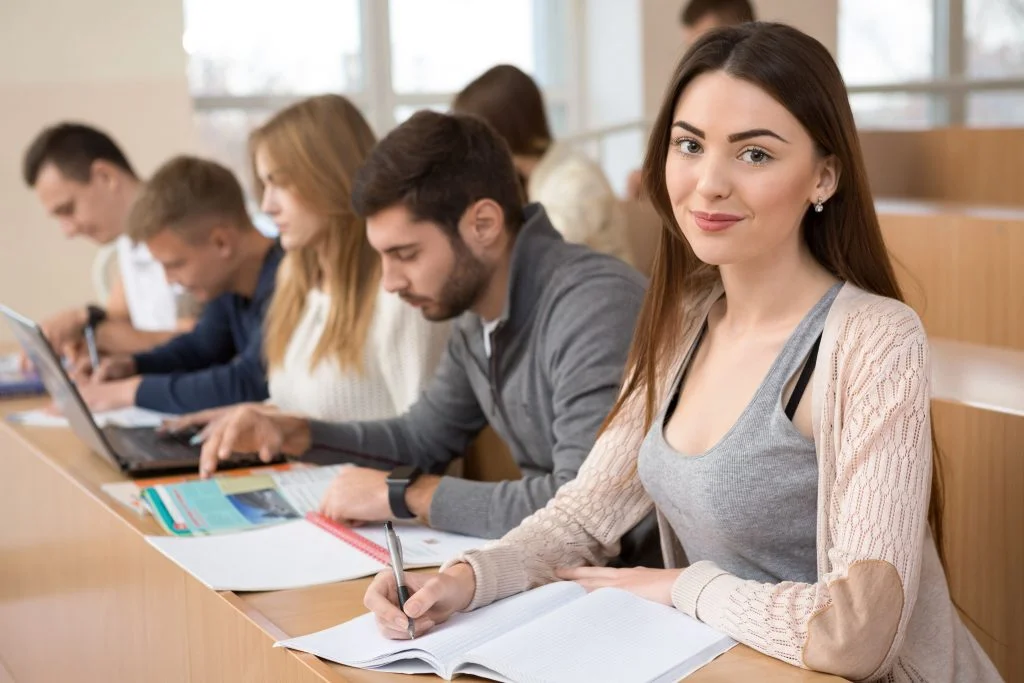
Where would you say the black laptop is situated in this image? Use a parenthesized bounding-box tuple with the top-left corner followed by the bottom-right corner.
(1, 304, 274, 477)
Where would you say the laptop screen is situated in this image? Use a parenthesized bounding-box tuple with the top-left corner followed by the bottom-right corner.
(0, 305, 123, 470)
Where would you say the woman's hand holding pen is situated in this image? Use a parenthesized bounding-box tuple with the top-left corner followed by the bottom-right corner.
(364, 563, 477, 640)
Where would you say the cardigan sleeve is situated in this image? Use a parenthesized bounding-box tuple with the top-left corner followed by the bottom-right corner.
(669, 303, 933, 681)
(445, 377, 656, 609)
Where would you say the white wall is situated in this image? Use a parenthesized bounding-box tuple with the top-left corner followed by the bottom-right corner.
(0, 0, 197, 342)
(641, 0, 839, 121)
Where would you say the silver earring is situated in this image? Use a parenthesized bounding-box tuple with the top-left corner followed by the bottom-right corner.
(814, 197, 824, 213)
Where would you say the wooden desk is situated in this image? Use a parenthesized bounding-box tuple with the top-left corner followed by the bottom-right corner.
(0, 397, 843, 682)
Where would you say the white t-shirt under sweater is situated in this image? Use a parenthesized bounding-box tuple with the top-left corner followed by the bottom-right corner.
(268, 287, 451, 422)
(115, 235, 181, 331)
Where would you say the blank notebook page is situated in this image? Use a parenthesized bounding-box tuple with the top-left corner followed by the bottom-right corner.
(277, 582, 584, 677)
(146, 519, 383, 591)
(467, 587, 735, 683)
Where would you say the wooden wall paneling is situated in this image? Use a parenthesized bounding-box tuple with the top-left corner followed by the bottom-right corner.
(861, 129, 1024, 206)
(878, 204, 1024, 349)
(931, 401, 1024, 683)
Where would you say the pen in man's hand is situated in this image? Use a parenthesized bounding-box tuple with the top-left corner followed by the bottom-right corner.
(384, 521, 415, 639)
(83, 323, 100, 375)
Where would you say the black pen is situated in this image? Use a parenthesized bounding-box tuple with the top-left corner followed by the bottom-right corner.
(384, 521, 414, 639)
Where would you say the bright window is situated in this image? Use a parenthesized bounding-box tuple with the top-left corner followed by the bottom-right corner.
(839, 0, 1024, 129)
(184, 0, 576, 198)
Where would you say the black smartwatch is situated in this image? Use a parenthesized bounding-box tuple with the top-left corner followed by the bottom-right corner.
(85, 304, 108, 328)
(386, 465, 423, 519)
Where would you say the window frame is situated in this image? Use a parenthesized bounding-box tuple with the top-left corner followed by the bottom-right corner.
(845, 0, 1024, 127)
(189, 0, 582, 137)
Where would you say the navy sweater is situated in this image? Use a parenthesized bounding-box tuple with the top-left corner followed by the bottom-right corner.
(132, 242, 283, 414)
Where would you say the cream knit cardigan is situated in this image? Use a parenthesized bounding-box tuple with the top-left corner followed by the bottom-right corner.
(452, 282, 1001, 683)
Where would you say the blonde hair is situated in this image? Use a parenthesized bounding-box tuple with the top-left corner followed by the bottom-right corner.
(251, 95, 380, 372)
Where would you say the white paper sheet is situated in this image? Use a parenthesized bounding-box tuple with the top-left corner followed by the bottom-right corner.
(8, 406, 170, 428)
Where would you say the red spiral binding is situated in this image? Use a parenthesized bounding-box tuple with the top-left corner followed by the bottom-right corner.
(305, 511, 391, 565)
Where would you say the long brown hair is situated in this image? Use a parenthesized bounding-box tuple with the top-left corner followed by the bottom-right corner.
(604, 22, 945, 561)
(452, 65, 552, 158)
(251, 94, 380, 372)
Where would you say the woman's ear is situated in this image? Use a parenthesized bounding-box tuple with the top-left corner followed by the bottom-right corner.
(812, 155, 841, 204)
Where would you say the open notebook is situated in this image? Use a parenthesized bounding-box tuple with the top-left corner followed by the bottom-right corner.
(145, 512, 487, 592)
(277, 581, 735, 683)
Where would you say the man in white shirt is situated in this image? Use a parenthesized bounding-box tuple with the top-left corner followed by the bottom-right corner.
(22, 123, 195, 361)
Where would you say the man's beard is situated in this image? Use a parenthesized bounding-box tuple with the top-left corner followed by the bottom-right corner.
(410, 239, 492, 322)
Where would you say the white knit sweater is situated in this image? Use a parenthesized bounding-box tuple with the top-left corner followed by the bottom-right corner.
(268, 288, 450, 422)
(528, 143, 635, 267)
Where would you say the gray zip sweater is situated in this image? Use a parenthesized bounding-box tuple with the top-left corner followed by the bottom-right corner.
(302, 204, 646, 540)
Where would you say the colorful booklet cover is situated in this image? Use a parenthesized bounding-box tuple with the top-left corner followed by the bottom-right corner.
(0, 353, 45, 398)
(141, 464, 347, 536)
(102, 462, 308, 516)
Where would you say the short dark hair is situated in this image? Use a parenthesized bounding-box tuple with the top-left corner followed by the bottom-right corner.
(23, 122, 136, 187)
(679, 0, 755, 27)
(452, 65, 552, 157)
(351, 110, 524, 236)
(127, 155, 250, 244)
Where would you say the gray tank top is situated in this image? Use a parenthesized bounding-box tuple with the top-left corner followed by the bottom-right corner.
(638, 284, 840, 584)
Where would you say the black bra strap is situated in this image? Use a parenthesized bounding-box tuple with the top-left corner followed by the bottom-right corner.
(785, 333, 823, 420)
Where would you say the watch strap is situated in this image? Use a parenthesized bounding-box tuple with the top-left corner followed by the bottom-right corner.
(388, 479, 416, 519)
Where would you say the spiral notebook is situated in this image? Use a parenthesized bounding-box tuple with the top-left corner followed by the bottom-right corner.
(0, 353, 45, 398)
(145, 512, 487, 592)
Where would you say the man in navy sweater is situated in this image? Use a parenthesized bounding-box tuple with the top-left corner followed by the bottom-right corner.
(74, 156, 283, 414)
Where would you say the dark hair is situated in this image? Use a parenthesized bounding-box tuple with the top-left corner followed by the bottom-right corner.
(23, 122, 136, 187)
(351, 110, 525, 235)
(127, 155, 250, 244)
(679, 0, 755, 27)
(604, 22, 946, 563)
(452, 65, 552, 157)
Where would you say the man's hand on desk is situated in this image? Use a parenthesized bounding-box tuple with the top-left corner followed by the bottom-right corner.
(74, 376, 142, 412)
(191, 405, 311, 478)
(318, 467, 441, 526)
(160, 403, 275, 435)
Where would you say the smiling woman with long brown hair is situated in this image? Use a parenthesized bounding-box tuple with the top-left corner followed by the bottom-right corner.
(362, 23, 1000, 682)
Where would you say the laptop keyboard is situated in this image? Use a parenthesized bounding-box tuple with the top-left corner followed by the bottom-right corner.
(105, 426, 277, 468)
(107, 427, 201, 462)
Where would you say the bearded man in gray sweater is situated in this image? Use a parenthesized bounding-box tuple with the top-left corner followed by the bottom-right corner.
(185, 111, 657, 565)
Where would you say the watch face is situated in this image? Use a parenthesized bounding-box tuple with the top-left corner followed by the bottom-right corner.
(387, 465, 419, 484)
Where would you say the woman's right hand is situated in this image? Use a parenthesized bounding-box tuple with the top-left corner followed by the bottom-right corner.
(363, 563, 477, 639)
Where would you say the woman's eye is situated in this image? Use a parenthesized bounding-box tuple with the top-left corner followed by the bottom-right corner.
(676, 138, 703, 155)
(740, 148, 773, 165)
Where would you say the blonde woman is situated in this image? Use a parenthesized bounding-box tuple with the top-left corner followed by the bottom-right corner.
(253, 94, 450, 421)
(172, 95, 449, 432)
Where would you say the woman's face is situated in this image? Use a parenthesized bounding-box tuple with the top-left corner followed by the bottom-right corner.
(255, 146, 325, 251)
(664, 70, 837, 268)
